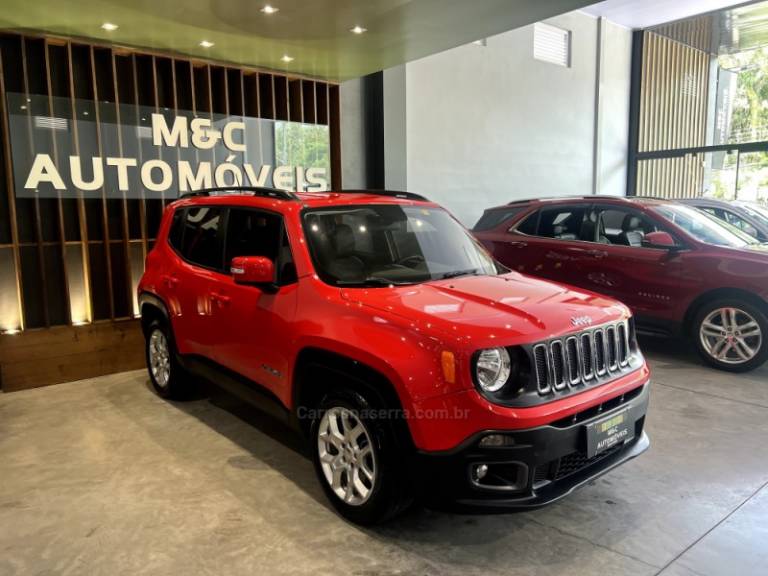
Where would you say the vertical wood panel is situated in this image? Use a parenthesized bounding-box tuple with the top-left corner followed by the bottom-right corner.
(636, 31, 709, 198)
(0, 31, 342, 335)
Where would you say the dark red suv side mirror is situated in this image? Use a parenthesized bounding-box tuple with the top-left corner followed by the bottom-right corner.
(231, 256, 275, 286)
(643, 231, 677, 249)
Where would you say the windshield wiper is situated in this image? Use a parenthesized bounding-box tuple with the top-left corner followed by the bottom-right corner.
(336, 277, 415, 287)
(439, 269, 481, 280)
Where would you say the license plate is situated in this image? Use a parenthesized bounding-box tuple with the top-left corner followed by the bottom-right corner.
(586, 408, 634, 458)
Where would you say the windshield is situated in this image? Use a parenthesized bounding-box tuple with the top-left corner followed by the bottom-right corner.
(303, 205, 502, 286)
(654, 204, 752, 248)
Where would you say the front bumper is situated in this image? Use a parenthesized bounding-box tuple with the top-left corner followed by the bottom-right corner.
(418, 382, 650, 510)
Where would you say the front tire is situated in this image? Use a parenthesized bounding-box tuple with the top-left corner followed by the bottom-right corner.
(145, 319, 186, 398)
(310, 388, 414, 525)
(692, 299, 768, 372)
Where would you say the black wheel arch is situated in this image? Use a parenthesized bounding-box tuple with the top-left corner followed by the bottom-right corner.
(291, 347, 411, 444)
(684, 287, 768, 334)
(139, 292, 171, 337)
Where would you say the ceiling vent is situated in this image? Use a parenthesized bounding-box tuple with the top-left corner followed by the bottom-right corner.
(534, 23, 571, 67)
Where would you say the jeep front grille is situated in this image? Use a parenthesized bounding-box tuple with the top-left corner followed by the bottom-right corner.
(534, 320, 632, 396)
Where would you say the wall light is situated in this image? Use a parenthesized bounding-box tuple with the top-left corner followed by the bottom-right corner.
(199, 40, 215, 48)
(350, 25, 368, 34)
(281, 54, 294, 63)
(261, 5, 279, 14)
(101, 22, 119, 32)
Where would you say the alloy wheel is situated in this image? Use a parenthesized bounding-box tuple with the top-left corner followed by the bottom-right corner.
(317, 407, 377, 506)
(699, 307, 763, 365)
(149, 329, 171, 388)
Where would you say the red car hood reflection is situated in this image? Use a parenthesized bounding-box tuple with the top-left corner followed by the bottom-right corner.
(340, 272, 628, 344)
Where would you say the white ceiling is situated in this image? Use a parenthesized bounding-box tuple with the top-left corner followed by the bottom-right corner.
(582, 0, 757, 29)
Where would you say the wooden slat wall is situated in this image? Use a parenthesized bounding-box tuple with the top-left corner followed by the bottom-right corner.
(636, 31, 710, 199)
(0, 32, 342, 391)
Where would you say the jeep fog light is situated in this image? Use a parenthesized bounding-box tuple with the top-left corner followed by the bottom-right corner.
(476, 347, 511, 392)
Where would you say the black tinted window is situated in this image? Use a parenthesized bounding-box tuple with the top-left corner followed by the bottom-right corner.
(516, 212, 539, 235)
(224, 209, 282, 266)
(473, 207, 523, 231)
(168, 208, 184, 250)
(180, 206, 224, 269)
(537, 207, 587, 240)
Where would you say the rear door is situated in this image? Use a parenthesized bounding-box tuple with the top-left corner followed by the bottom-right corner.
(166, 205, 227, 357)
(504, 203, 597, 286)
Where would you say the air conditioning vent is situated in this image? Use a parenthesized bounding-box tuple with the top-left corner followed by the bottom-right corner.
(534, 23, 571, 68)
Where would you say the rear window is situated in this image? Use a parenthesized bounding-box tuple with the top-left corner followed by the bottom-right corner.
(473, 207, 525, 231)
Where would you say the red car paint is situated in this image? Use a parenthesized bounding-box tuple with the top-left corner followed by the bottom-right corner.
(139, 190, 650, 506)
(474, 196, 768, 347)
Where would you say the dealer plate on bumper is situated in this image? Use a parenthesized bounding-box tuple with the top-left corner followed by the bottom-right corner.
(586, 408, 634, 458)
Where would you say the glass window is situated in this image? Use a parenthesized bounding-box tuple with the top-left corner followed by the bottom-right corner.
(473, 207, 524, 231)
(224, 209, 282, 266)
(168, 208, 185, 251)
(535, 206, 587, 241)
(516, 212, 539, 235)
(597, 207, 660, 247)
(179, 206, 224, 269)
(303, 205, 501, 286)
(653, 204, 753, 247)
(721, 209, 759, 238)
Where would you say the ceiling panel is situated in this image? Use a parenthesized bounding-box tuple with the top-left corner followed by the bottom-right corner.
(0, 0, 600, 80)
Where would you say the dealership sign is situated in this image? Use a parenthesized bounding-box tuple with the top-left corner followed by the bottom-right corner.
(7, 93, 330, 199)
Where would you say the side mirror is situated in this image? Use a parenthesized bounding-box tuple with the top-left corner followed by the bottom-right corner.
(642, 231, 677, 249)
(231, 256, 276, 288)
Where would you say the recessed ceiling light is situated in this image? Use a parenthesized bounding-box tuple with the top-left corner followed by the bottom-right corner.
(281, 54, 294, 63)
(261, 5, 279, 14)
(199, 40, 215, 48)
(350, 25, 367, 34)
(472, 39, 487, 47)
(101, 22, 119, 32)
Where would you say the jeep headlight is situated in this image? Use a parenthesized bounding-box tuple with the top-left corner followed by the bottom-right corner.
(475, 347, 512, 392)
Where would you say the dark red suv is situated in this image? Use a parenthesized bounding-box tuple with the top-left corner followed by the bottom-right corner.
(139, 187, 650, 524)
(474, 196, 768, 372)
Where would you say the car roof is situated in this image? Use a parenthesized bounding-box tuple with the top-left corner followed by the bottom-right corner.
(678, 197, 730, 207)
(484, 195, 675, 211)
(170, 187, 439, 211)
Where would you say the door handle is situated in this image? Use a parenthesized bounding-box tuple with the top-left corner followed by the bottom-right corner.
(508, 241, 528, 248)
(210, 292, 231, 307)
(161, 274, 179, 288)
(587, 249, 608, 259)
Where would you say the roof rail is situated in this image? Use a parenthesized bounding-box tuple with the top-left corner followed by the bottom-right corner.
(337, 189, 430, 202)
(179, 186, 298, 201)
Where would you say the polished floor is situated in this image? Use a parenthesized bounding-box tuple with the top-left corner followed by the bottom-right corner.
(1, 337, 767, 576)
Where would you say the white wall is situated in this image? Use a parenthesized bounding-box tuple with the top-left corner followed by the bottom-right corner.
(396, 11, 632, 226)
(595, 18, 633, 197)
(340, 77, 367, 189)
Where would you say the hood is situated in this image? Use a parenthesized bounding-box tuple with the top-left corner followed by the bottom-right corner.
(340, 272, 628, 347)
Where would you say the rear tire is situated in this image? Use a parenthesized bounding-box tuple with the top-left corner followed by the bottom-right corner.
(145, 319, 187, 399)
(692, 298, 768, 373)
(310, 387, 414, 525)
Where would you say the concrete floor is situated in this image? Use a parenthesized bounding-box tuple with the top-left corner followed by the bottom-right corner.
(1, 337, 767, 576)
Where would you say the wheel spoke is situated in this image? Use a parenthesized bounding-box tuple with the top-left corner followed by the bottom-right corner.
(734, 338, 755, 361)
(701, 322, 723, 338)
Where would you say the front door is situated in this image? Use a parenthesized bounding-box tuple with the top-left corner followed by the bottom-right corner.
(578, 205, 681, 319)
(210, 208, 298, 399)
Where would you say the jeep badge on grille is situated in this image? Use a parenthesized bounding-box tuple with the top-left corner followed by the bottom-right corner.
(571, 316, 593, 327)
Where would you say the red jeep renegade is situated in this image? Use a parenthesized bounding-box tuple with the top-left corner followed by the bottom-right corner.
(138, 187, 650, 524)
